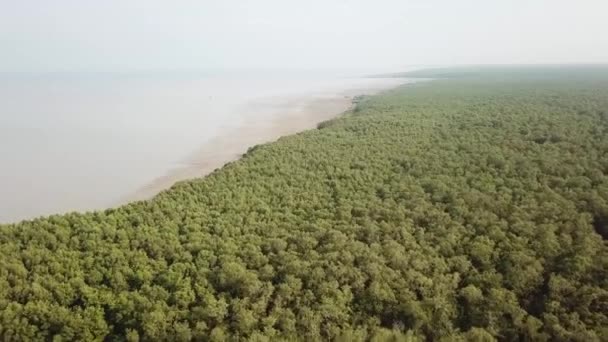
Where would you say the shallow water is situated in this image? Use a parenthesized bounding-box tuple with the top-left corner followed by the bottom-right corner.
(0, 72, 406, 222)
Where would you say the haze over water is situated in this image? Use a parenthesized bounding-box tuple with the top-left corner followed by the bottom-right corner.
(0, 71, 406, 222)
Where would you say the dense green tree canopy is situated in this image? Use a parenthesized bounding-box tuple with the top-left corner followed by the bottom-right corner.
(1, 68, 607, 341)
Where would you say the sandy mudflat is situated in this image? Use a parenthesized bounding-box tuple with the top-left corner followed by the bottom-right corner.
(123, 81, 410, 203)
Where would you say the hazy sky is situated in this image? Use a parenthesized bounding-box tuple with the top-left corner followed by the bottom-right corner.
(1, 0, 607, 72)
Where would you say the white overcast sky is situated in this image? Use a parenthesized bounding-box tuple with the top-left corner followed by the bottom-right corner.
(1, 0, 607, 72)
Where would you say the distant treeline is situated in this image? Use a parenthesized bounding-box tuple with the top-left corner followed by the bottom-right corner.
(392, 64, 608, 80)
(1, 68, 607, 341)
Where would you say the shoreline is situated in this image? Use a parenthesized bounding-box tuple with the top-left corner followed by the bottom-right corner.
(121, 80, 412, 204)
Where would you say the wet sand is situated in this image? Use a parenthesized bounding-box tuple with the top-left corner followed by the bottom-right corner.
(123, 82, 409, 203)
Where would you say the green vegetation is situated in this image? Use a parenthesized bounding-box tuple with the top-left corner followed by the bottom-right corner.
(1, 68, 608, 341)
(390, 64, 608, 81)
